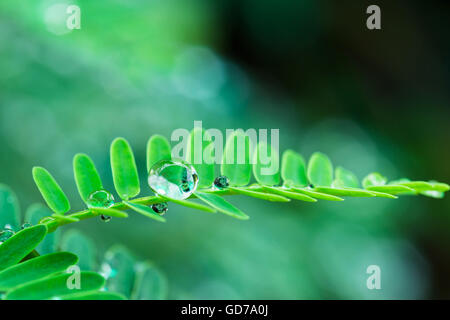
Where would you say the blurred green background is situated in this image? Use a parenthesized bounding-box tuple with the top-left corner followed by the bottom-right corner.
(1, 0, 449, 299)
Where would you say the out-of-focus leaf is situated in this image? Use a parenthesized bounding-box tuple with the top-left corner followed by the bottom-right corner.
(334, 167, 359, 188)
(60, 230, 96, 271)
(0, 225, 47, 271)
(146, 135, 172, 173)
(124, 201, 166, 222)
(427, 181, 450, 192)
(420, 190, 444, 199)
(32, 167, 70, 214)
(362, 172, 387, 188)
(398, 181, 433, 192)
(280, 150, 308, 187)
(314, 187, 376, 197)
(307, 152, 333, 187)
(365, 185, 415, 195)
(228, 187, 290, 202)
(195, 192, 249, 220)
(253, 142, 280, 186)
(0, 252, 78, 291)
(289, 187, 344, 201)
(0, 184, 20, 231)
(186, 128, 215, 188)
(4, 271, 105, 300)
(73, 153, 103, 203)
(132, 262, 168, 300)
(60, 291, 126, 300)
(262, 186, 317, 202)
(25, 204, 60, 254)
(110, 138, 140, 200)
(221, 129, 252, 187)
(101, 245, 136, 299)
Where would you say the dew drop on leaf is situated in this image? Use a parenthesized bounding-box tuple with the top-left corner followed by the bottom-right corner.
(87, 190, 115, 209)
(21, 222, 33, 230)
(0, 227, 15, 244)
(213, 175, 230, 189)
(100, 215, 112, 223)
(148, 159, 199, 200)
(151, 202, 168, 215)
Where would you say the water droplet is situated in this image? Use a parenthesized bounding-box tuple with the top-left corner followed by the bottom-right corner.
(214, 175, 230, 189)
(21, 222, 33, 230)
(308, 184, 315, 189)
(151, 202, 168, 215)
(100, 215, 112, 223)
(87, 190, 115, 209)
(0, 227, 15, 244)
(148, 159, 199, 200)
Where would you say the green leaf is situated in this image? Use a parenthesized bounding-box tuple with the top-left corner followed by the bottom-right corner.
(4, 271, 105, 300)
(60, 230, 96, 271)
(334, 166, 359, 188)
(362, 172, 387, 188)
(124, 201, 166, 222)
(289, 187, 344, 201)
(314, 187, 376, 197)
(420, 190, 444, 199)
(186, 128, 215, 188)
(163, 198, 216, 213)
(90, 207, 129, 218)
(73, 153, 103, 203)
(253, 142, 280, 186)
(60, 291, 126, 300)
(146, 134, 172, 173)
(307, 152, 333, 187)
(228, 187, 291, 202)
(32, 167, 70, 214)
(281, 150, 308, 187)
(110, 137, 140, 200)
(132, 262, 168, 300)
(102, 245, 136, 298)
(0, 252, 78, 291)
(427, 181, 449, 192)
(52, 214, 79, 222)
(195, 192, 249, 220)
(221, 129, 252, 187)
(398, 181, 434, 192)
(365, 185, 415, 195)
(0, 225, 47, 271)
(0, 184, 20, 230)
(262, 186, 317, 202)
(25, 204, 60, 254)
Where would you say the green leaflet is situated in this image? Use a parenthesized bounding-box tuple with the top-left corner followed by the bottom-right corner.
(52, 214, 79, 222)
(228, 187, 291, 202)
(368, 191, 398, 199)
(221, 129, 252, 187)
(73, 153, 103, 203)
(32, 167, 70, 214)
(195, 192, 249, 220)
(186, 128, 215, 188)
(420, 190, 444, 199)
(314, 187, 376, 197)
(307, 152, 333, 187)
(4, 271, 105, 300)
(427, 181, 450, 192)
(0, 184, 20, 230)
(366, 185, 415, 195)
(0, 252, 78, 291)
(146, 134, 172, 173)
(0, 225, 47, 271)
(289, 187, 344, 201)
(161, 197, 216, 213)
(362, 172, 387, 188)
(399, 181, 434, 192)
(132, 262, 168, 300)
(110, 137, 140, 200)
(253, 142, 280, 186)
(60, 291, 126, 300)
(102, 245, 136, 299)
(124, 201, 166, 222)
(60, 230, 96, 271)
(25, 204, 60, 254)
(90, 207, 129, 218)
(281, 150, 308, 187)
(334, 166, 359, 188)
(262, 186, 317, 202)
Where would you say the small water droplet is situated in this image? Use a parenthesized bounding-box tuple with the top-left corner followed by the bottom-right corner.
(21, 222, 33, 230)
(148, 159, 199, 200)
(87, 190, 115, 209)
(100, 215, 112, 223)
(0, 227, 15, 244)
(151, 202, 168, 215)
(214, 175, 230, 189)
(308, 184, 315, 189)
